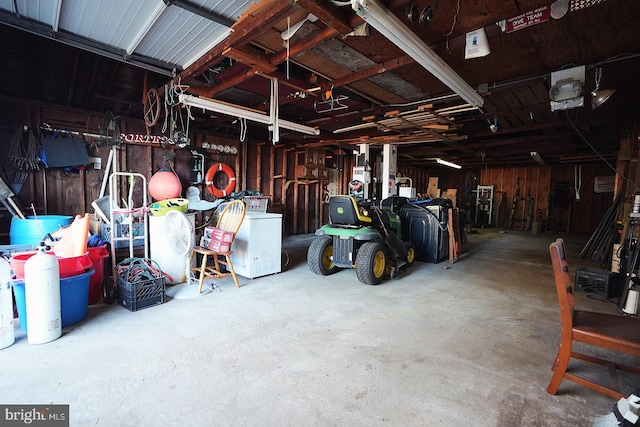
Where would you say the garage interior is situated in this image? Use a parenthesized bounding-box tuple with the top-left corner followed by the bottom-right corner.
(1, 0, 640, 425)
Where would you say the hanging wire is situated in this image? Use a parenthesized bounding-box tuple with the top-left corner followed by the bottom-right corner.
(574, 165, 582, 201)
(162, 83, 170, 134)
(444, 0, 462, 54)
(286, 16, 290, 80)
(162, 77, 191, 135)
(566, 114, 640, 192)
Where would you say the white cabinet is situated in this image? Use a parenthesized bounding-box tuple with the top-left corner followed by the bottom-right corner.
(229, 212, 282, 279)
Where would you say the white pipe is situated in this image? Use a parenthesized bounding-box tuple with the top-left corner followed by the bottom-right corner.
(179, 94, 319, 136)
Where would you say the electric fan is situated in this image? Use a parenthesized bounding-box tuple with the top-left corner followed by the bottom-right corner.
(162, 210, 208, 299)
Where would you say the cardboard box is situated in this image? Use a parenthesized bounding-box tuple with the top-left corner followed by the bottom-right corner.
(208, 239, 231, 253)
(204, 226, 234, 243)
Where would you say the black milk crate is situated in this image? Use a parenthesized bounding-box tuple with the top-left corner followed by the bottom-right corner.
(574, 267, 621, 299)
(116, 258, 166, 311)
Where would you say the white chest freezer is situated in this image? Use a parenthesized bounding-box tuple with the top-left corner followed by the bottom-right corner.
(229, 212, 282, 279)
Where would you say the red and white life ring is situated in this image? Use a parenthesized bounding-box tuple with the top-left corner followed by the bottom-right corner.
(205, 162, 236, 198)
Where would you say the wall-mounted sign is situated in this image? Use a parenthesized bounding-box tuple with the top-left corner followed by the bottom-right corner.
(594, 176, 615, 193)
(506, 6, 550, 33)
(122, 133, 173, 145)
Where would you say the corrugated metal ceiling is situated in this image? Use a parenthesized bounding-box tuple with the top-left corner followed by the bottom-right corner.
(0, 0, 253, 73)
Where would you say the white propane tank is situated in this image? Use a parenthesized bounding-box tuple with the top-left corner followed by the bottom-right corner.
(0, 258, 15, 349)
(24, 247, 62, 344)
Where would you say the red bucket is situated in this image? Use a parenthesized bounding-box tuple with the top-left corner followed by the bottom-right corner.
(87, 245, 109, 304)
(11, 251, 92, 279)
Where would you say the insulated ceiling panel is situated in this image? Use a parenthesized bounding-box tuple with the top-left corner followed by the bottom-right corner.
(0, 0, 254, 71)
(0, 0, 59, 26)
(134, 0, 253, 69)
(59, 0, 158, 48)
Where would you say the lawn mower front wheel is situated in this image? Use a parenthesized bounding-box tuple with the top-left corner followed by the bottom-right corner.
(307, 236, 339, 276)
(355, 241, 387, 285)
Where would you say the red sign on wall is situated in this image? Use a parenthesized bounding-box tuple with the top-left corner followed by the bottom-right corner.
(506, 6, 550, 33)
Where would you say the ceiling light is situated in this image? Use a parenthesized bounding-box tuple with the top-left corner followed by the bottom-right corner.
(549, 65, 585, 112)
(436, 158, 462, 169)
(489, 117, 498, 133)
(179, 94, 320, 136)
(549, 79, 583, 102)
(419, 1, 439, 26)
(405, 2, 419, 23)
(591, 66, 616, 109)
(531, 151, 545, 166)
(591, 89, 615, 109)
(352, 0, 484, 108)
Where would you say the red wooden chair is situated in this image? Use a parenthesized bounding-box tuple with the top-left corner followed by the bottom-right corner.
(547, 238, 640, 399)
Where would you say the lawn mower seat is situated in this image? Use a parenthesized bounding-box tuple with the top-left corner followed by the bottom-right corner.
(329, 195, 372, 227)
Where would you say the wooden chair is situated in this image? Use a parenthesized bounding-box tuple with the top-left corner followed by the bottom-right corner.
(547, 238, 640, 399)
(190, 200, 246, 292)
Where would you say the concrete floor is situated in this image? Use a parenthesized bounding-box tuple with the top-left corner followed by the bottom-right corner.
(3, 228, 639, 426)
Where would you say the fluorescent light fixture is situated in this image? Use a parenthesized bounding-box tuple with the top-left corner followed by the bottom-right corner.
(269, 77, 280, 143)
(179, 94, 320, 136)
(436, 158, 462, 169)
(531, 151, 545, 166)
(352, 0, 484, 108)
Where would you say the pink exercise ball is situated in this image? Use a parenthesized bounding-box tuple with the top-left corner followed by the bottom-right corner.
(148, 167, 182, 201)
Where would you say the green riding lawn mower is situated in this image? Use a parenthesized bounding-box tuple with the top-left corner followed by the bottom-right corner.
(307, 195, 415, 285)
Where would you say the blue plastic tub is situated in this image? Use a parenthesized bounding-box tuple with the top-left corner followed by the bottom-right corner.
(10, 215, 73, 246)
(13, 268, 95, 330)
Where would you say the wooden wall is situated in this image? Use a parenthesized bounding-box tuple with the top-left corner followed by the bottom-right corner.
(478, 164, 615, 234)
(0, 94, 630, 243)
(0, 96, 355, 242)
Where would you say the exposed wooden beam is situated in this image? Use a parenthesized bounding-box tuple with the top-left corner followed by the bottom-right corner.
(270, 25, 338, 64)
(206, 68, 259, 97)
(178, 0, 297, 83)
(457, 101, 552, 123)
(326, 21, 503, 95)
(295, 0, 354, 34)
(470, 119, 572, 138)
(406, 132, 577, 158)
(223, 47, 277, 73)
(331, 54, 414, 89)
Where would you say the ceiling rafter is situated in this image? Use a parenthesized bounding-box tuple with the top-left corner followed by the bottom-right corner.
(295, 0, 355, 35)
(178, 0, 297, 83)
(164, 0, 235, 27)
